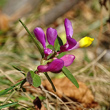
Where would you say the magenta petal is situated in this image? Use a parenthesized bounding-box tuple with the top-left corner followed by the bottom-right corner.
(44, 48, 53, 57)
(66, 36, 77, 50)
(64, 18, 73, 37)
(60, 36, 77, 52)
(47, 59, 64, 72)
(37, 65, 48, 72)
(34, 27, 46, 48)
(60, 54, 75, 67)
(46, 28, 57, 46)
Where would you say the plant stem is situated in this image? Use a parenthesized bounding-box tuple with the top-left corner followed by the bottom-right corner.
(44, 72, 56, 92)
(19, 19, 44, 58)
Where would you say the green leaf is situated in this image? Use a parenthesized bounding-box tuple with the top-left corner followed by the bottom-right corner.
(19, 19, 44, 58)
(44, 72, 56, 92)
(30, 71, 34, 78)
(33, 74, 41, 87)
(26, 71, 41, 87)
(62, 66, 79, 88)
(54, 36, 63, 51)
(0, 102, 18, 109)
(47, 53, 54, 60)
(54, 38, 60, 51)
(57, 52, 66, 59)
(0, 81, 23, 96)
(47, 44, 54, 50)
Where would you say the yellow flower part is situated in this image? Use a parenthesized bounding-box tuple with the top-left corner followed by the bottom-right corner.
(79, 36, 94, 48)
(60, 32, 67, 45)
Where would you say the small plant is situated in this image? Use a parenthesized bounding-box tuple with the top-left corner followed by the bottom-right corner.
(0, 18, 94, 109)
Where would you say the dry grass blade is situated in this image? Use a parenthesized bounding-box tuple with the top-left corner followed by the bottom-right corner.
(96, 62, 110, 77)
(73, 50, 107, 76)
(0, 69, 15, 84)
(40, 85, 70, 110)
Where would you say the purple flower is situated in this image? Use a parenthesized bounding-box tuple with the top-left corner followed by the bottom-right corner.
(60, 18, 94, 52)
(34, 27, 57, 57)
(34, 27, 46, 49)
(37, 54, 75, 73)
(34, 18, 94, 74)
(60, 18, 77, 52)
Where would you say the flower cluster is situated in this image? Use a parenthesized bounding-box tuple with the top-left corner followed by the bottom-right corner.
(34, 18, 94, 73)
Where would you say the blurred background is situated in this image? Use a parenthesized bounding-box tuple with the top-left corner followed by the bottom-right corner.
(0, 0, 110, 110)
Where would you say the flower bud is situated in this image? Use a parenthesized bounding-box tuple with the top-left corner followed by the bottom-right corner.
(79, 37, 94, 48)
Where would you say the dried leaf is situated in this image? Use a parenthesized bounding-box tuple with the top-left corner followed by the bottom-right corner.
(23, 79, 99, 109)
(42, 77, 94, 104)
(26, 72, 33, 85)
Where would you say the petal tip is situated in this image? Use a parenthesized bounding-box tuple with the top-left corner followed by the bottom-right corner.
(64, 18, 73, 37)
(46, 28, 57, 46)
(33, 27, 46, 48)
